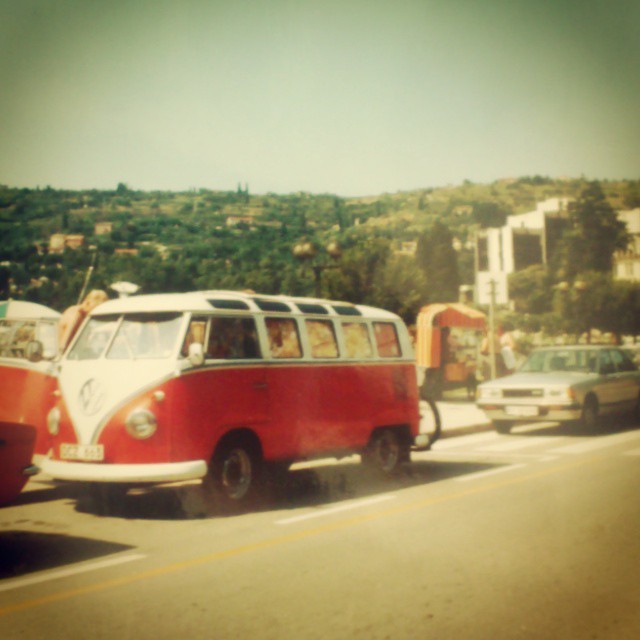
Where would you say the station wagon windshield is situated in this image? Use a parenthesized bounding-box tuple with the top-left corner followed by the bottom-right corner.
(67, 313, 183, 360)
(519, 349, 597, 374)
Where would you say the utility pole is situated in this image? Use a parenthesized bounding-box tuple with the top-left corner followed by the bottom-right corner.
(488, 278, 497, 379)
(77, 246, 98, 304)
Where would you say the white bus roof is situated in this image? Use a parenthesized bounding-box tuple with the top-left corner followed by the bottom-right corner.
(90, 290, 400, 321)
(0, 300, 61, 320)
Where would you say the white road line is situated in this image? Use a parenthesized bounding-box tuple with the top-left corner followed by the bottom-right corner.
(275, 494, 395, 525)
(427, 450, 557, 462)
(455, 463, 527, 483)
(0, 554, 146, 593)
(549, 430, 640, 455)
(433, 432, 497, 450)
(480, 436, 563, 452)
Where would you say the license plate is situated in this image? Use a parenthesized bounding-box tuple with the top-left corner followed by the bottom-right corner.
(60, 443, 105, 461)
(505, 405, 539, 417)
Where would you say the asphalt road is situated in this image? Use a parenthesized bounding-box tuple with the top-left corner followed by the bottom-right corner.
(1, 421, 640, 639)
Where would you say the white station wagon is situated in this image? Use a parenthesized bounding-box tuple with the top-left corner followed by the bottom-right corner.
(476, 346, 640, 433)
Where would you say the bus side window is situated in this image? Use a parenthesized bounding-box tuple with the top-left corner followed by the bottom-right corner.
(341, 322, 373, 359)
(0, 320, 13, 357)
(207, 317, 261, 360)
(182, 319, 207, 357)
(306, 319, 339, 358)
(5, 321, 36, 359)
(373, 322, 402, 358)
(266, 317, 302, 359)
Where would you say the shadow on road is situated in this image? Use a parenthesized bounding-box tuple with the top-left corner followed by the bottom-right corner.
(0, 530, 134, 580)
(62, 457, 502, 520)
(6, 479, 81, 508)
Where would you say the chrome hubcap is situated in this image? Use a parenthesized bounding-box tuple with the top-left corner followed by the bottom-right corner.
(221, 449, 252, 500)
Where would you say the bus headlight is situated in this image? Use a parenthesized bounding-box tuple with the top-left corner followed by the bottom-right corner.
(125, 409, 157, 440)
(47, 407, 61, 435)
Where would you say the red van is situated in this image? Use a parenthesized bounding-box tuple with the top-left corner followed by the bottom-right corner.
(41, 291, 437, 509)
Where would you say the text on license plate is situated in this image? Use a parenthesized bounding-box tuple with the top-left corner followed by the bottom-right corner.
(505, 405, 539, 417)
(60, 443, 105, 461)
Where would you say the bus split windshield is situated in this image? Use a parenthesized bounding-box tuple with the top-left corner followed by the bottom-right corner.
(67, 313, 183, 360)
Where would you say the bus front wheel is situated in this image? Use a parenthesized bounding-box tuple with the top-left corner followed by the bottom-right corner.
(209, 437, 263, 511)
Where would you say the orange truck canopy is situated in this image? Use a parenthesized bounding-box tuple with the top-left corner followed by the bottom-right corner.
(416, 303, 486, 369)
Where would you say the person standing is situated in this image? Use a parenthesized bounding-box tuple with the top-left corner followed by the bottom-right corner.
(58, 289, 108, 353)
(499, 323, 517, 375)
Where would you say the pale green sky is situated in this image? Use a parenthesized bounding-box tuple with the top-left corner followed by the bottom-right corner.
(1, 0, 638, 195)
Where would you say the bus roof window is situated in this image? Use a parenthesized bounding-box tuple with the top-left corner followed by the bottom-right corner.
(207, 299, 251, 311)
(253, 299, 291, 313)
(297, 303, 328, 315)
(331, 305, 362, 317)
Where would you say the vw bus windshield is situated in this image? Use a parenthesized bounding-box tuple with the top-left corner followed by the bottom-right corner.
(67, 315, 119, 360)
(67, 313, 183, 360)
(107, 313, 183, 360)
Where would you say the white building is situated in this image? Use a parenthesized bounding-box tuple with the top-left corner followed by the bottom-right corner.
(614, 208, 640, 282)
(475, 198, 572, 305)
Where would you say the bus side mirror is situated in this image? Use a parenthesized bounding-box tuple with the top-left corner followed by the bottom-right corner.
(188, 343, 205, 367)
(25, 340, 44, 363)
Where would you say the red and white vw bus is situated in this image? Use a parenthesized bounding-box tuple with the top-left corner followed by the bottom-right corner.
(0, 300, 59, 502)
(41, 291, 435, 508)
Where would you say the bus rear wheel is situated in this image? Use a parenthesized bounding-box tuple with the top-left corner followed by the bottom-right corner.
(362, 428, 408, 475)
(209, 438, 263, 511)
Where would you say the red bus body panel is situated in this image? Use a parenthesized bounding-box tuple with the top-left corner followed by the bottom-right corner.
(0, 422, 37, 505)
(0, 362, 58, 456)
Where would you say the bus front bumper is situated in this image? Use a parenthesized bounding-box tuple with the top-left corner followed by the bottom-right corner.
(41, 458, 208, 484)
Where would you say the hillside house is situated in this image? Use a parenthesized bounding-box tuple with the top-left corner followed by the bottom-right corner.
(49, 233, 85, 253)
(475, 198, 572, 305)
(94, 221, 113, 236)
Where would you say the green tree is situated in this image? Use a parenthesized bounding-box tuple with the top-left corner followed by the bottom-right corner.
(324, 238, 391, 304)
(416, 221, 460, 302)
(508, 265, 554, 314)
(623, 181, 640, 208)
(371, 254, 427, 323)
(473, 202, 509, 228)
(553, 272, 640, 343)
(559, 182, 628, 279)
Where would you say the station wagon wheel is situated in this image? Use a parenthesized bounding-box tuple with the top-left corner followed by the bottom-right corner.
(581, 396, 600, 431)
(363, 429, 407, 474)
(493, 421, 513, 434)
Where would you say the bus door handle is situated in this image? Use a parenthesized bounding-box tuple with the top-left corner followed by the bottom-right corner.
(253, 381, 268, 390)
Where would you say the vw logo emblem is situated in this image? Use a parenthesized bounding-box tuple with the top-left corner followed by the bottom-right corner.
(78, 378, 106, 416)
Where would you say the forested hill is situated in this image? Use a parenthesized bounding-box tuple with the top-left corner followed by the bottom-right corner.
(1, 176, 639, 322)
